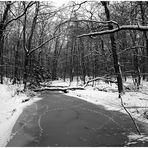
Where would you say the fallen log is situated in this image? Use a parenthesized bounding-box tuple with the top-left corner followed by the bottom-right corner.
(68, 87, 85, 90)
(84, 76, 117, 88)
(33, 87, 85, 93)
(33, 88, 68, 93)
(40, 84, 69, 88)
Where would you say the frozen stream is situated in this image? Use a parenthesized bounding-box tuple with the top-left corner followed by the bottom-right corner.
(7, 91, 148, 146)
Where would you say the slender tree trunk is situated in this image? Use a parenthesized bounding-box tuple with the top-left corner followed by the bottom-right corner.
(13, 42, 20, 84)
(0, 37, 4, 84)
(51, 53, 58, 80)
(23, 3, 27, 89)
(63, 52, 67, 82)
(145, 40, 148, 80)
(102, 2, 124, 95)
(51, 38, 59, 80)
(139, 2, 148, 80)
(23, 2, 39, 89)
(134, 48, 141, 89)
(79, 38, 86, 84)
(69, 46, 73, 82)
(23, 53, 29, 90)
(0, 2, 11, 84)
(130, 32, 141, 89)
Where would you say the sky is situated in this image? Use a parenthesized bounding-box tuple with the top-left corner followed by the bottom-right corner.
(52, 0, 71, 7)
(51, 0, 88, 7)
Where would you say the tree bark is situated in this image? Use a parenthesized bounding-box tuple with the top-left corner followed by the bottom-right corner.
(0, 2, 12, 84)
(79, 38, 86, 84)
(101, 2, 124, 95)
(51, 38, 59, 80)
(23, 2, 39, 89)
(13, 42, 20, 84)
(139, 2, 148, 80)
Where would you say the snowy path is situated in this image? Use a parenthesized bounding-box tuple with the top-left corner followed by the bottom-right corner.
(7, 91, 148, 146)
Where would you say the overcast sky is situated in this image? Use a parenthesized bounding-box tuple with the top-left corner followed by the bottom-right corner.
(52, 0, 88, 7)
(52, 0, 71, 7)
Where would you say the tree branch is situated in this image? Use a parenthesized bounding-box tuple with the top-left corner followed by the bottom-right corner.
(78, 25, 148, 37)
(28, 33, 61, 56)
(5, 1, 36, 27)
(118, 46, 145, 55)
(71, 19, 119, 27)
(120, 95, 141, 135)
(55, 19, 119, 32)
(72, 1, 88, 12)
(84, 76, 117, 88)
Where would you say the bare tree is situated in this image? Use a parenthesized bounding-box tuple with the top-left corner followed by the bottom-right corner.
(101, 1, 124, 95)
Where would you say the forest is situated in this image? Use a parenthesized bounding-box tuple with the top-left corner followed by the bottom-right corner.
(1, 1, 148, 146)
(0, 1, 148, 94)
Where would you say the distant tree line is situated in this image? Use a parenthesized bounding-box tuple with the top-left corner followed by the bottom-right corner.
(0, 1, 148, 93)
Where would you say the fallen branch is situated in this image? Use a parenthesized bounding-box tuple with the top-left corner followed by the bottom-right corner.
(40, 84, 69, 88)
(33, 88, 68, 93)
(96, 88, 108, 92)
(33, 87, 85, 93)
(120, 95, 141, 135)
(84, 76, 117, 88)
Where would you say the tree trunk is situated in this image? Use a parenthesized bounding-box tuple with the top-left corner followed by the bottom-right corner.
(51, 54, 58, 80)
(139, 2, 148, 80)
(130, 32, 141, 89)
(69, 42, 74, 82)
(22, 3, 27, 89)
(0, 37, 4, 84)
(79, 38, 86, 84)
(23, 51, 30, 90)
(63, 52, 67, 82)
(23, 2, 39, 89)
(0, 2, 12, 84)
(13, 42, 20, 84)
(102, 2, 124, 95)
(51, 38, 59, 80)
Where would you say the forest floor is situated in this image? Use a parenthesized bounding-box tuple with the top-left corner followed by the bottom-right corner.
(0, 79, 41, 146)
(50, 77, 148, 123)
(1, 77, 148, 146)
(48, 77, 148, 144)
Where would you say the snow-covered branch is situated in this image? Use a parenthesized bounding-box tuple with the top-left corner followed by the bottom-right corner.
(55, 19, 119, 31)
(68, 19, 119, 26)
(78, 25, 148, 37)
(84, 76, 117, 88)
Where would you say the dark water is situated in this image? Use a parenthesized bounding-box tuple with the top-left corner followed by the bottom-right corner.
(7, 91, 148, 147)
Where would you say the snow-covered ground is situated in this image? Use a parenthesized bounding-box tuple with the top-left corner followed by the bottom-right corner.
(1, 77, 148, 146)
(51, 78, 148, 122)
(50, 77, 148, 144)
(0, 83, 42, 146)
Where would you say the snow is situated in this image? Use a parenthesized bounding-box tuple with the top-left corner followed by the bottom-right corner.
(0, 83, 42, 147)
(126, 132, 148, 146)
(53, 78, 148, 122)
(48, 78, 148, 123)
(1, 77, 148, 146)
(50, 77, 148, 144)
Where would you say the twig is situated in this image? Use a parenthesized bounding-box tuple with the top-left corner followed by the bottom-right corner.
(120, 95, 141, 135)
